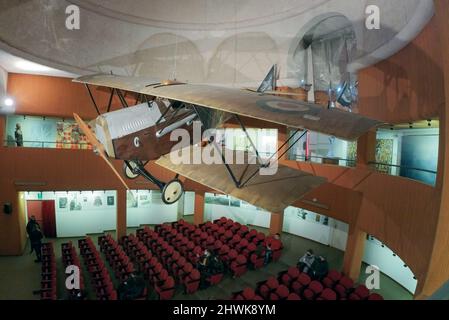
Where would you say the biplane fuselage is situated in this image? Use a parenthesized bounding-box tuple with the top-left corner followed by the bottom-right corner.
(94, 99, 229, 161)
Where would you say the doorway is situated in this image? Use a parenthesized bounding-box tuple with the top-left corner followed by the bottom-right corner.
(26, 200, 57, 238)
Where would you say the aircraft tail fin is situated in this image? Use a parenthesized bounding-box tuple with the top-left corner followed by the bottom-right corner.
(257, 64, 277, 93)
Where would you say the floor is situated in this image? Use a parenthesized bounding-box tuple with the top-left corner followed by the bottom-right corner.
(0, 217, 414, 300)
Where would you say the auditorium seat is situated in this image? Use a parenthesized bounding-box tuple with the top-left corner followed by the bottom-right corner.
(155, 276, 175, 300)
(183, 269, 201, 294)
(323, 269, 342, 288)
(318, 288, 337, 300)
(302, 280, 323, 300)
(291, 272, 311, 295)
(368, 293, 384, 300)
(230, 254, 248, 277)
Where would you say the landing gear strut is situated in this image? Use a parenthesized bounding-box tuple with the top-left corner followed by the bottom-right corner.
(123, 160, 184, 205)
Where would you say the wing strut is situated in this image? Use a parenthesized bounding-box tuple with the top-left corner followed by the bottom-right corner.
(213, 114, 309, 189)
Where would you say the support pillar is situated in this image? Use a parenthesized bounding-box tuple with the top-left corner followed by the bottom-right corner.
(177, 193, 185, 221)
(342, 225, 367, 281)
(269, 212, 284, 236)
(278, 126, 288, 161)
(116, 188, 127, 241)
(193, 192, 205, 225)
(356, 129, 376, 168)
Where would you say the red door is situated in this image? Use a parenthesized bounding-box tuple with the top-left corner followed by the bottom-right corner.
(41, 200, 57, 238)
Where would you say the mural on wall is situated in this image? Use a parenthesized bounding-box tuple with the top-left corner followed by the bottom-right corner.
(56, 122, 92, 150)
(376, 139, 394, 174)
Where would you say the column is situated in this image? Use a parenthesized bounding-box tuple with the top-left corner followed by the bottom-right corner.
(269, 212, 284, 236)
(193, 192, 205, 225)
(278, 126, 288, 161)
(116, 188, 127, 240)
(342, 225, 367, 281)
(356, 129, 376, 168)
(177, 193, 185, 221)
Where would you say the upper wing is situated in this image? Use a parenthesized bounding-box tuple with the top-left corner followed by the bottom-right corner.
(75, 74, 383, 141)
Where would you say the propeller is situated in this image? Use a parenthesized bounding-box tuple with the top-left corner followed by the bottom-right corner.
(73, 113, 131, 191)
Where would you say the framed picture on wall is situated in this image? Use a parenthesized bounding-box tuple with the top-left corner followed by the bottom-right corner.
(59, 197, 67, 209)
(107, 196, 115, 206)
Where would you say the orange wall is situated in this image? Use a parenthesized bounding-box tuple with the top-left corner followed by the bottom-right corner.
(358, 18, 444, 123)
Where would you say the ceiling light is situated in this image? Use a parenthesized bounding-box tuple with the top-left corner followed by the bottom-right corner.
(15, 60, 51, 72)
(3, 97, 14, 107)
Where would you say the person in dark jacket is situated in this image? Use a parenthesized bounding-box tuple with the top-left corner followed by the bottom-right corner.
(26, 216, 43, 262)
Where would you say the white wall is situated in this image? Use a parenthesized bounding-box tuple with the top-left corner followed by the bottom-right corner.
(363, 238, 417, 294)
(0, 66, 7, 97)
(25, 191, 117, 238)
(126, 190, 196, 226)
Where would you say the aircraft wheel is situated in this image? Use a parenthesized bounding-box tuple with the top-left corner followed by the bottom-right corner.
(161, 180, 184, 205)
(123, 161, 140, 179)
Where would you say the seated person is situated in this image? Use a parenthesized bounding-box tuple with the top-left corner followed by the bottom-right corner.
(263, 242, 272, 266)
(197, 250, 214, 289)
(117, 272, 147, 300)
(297, 249, 316, 276)
(208, 254, 224, 275)
(311, 256, 329, 281)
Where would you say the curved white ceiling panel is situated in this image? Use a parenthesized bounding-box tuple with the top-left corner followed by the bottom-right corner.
(0, 0, 435, 85)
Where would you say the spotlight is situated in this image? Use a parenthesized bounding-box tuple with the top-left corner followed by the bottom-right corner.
(409, 123, 413, 129)
(427, 120, 432, 127)
(3, 97, 14, 107)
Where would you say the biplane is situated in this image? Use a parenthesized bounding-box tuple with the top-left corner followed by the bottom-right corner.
(73, 66, 382, 212)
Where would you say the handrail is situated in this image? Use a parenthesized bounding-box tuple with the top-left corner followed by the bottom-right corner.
(368, 161, 437, 175)
(3, 140, 91, 148)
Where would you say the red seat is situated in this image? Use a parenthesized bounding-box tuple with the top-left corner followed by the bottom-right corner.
(259, 277, 279, 299)
(368, 293, 384, 300)
(275, 285, 289, 300)
(242, 287, 255, 300)
(230, 255, 248, 277)
(155, 276, 175, 300)
(250, 253, 264, 270)
(302, 280, 323, 300)
(354, 284, 370, 299)
(319, 288, 337, 300)
(184, 269, 201, 294)
(291, 273, 311, 294)
(287, 293, 301, 300)
(207, 273, 224, 285)
(335, 276, 354, 298)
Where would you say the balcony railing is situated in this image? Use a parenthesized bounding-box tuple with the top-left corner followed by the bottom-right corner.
(3, 140, 92, 149)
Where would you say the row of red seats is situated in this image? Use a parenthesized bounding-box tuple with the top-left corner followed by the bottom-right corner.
(232, 266, 384, 301)
(121, 233, 173, 300)
(61, 241, 85, 294)
(209, 217, 283, 262)
(78, 237, 117, 300)
(134, 227, 205, 296)
(152, 224, 225, 287)
(98, 234, 135, 282)
(40, 242, 57, 300)
(121, 234, 175, 300)
(172, 220, 249, 277)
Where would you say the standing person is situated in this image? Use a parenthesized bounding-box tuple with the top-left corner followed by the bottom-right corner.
(15, 123, 23, 147)
(27, 216, 43, 262)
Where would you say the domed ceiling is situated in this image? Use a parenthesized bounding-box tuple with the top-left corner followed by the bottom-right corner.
(0, 0, 435, 86)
